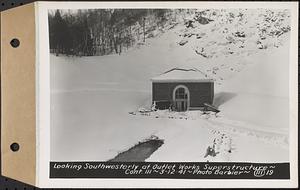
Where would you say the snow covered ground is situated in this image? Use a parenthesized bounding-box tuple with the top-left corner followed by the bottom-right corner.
(50, 10, 290, 162)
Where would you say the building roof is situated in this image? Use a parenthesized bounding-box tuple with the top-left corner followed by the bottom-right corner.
(151, 68, 214, 83)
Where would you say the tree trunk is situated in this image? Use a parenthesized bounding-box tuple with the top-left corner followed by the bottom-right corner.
(119, 32, 122, 55)
(143, 17, 146, 42)
(114, 35, 118, 54)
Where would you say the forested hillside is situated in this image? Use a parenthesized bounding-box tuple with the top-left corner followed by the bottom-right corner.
(49, 9, 186, 56)
(49, 9, 290, 57)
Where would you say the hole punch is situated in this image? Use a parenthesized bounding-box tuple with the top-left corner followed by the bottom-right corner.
(10, 38, 20, 48)
(10, 143, 20, 152)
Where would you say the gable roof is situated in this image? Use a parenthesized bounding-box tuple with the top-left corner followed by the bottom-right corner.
(151, 67, 214, 83)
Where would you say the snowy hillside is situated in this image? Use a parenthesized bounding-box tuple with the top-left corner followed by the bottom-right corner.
(50, 8, 291, 162)
(176, 9, 290, 59)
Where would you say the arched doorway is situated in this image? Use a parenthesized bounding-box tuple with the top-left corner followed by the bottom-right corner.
(173, 85, 190, 112)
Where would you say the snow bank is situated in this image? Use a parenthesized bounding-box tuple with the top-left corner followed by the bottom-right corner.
(216, 39, 290, 132)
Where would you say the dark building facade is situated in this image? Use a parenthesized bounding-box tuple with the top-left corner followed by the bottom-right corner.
(151, 68, 214, 112)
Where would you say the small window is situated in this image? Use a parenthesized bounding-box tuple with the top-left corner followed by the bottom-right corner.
(175, 87, 186, 99)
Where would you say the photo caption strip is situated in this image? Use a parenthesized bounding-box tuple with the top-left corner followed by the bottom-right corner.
(50, 162, 290, 179)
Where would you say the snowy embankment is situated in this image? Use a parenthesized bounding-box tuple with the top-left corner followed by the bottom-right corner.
(51, 10, 290, 162)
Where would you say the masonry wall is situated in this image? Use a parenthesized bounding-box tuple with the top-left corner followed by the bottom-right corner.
(152, 82, 214, 109)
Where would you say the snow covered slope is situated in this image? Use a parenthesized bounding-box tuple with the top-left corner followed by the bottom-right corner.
(215, 38, 290, 133)
(50, 8, 290, 162)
